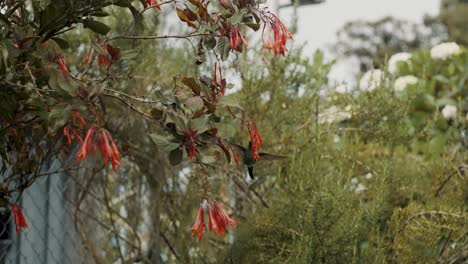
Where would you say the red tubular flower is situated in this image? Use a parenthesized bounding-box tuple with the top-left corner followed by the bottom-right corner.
(146, 0, 161, 10)
(213, 63, 227, 95)
(103, 129, 121, 170)
(228, 144, 239, 166)
(97, 129, 121, 170)
(184, 130, 197, 160)
(98, 44, 112, 66)
(71, 111, 86, 128)
(247, 119, 262, 160)
(208, 201, 237, 237)
(57, 56, 69, 73)
(11, 204, 28, 234)
(64, 127, 72, 145)
(83, 48, 93, 64)
(63, 127, 83, 145)
(191, 205, 206, 241)
(75, 127, 121, 170)
(229, 27, 248, 52)
(261, 12, 293, 57)
(76, 127, 95, 161)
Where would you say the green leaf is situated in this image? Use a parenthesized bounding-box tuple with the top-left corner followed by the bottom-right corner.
(228, 9, 247, 25)
(200, 154, 217, 164)
(90, 11, 110, 17)
(185, 96, 204, 112)
(51, 37, 69, 49)
(48, 69, 75, 96)
(217, 95, 242, 109)
(82, 19, 111, 35)
(169, 148, 183, 166)
(166, 111, 188, 132)
(149, 133, 180, 152)
(217, 37, 230, 61)
(112, 0, 132, 7)
(189, 116, 210, 134)
(204, 37, 217, 50)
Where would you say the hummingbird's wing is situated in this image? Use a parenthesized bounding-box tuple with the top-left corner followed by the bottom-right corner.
(258, 152, 289, 161)
(224, 140, 247, 158)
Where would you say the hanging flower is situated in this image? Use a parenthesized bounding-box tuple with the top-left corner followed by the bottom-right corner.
(184, 129, 198, 160)
(84, 41, 119, 66)
(63, 112, 86, 145)
(247, 119, 262, 160)
(11, 204, 28, 234)
(261, 12, 293, 57)
(229, 26, 248, 52)
(146, 0, 161, 10)
(228, 144, 239, 166)
(75, 127, 121, 170)
(191, 204, 206, 241)
(213, 63, 227, 95)
(190, 200, 237, 240)
(98, 43, 112, 66)
(76, 127, 95, 161)
(98, 129, 121, 170)
(83, 47, 93, 64)
(208, 201, 237, 237)
(56, 56, 69, 73)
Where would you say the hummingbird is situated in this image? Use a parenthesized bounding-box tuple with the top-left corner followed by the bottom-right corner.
(228, 141, 288, 179)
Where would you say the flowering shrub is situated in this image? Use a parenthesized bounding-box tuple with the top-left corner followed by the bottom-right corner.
(0, 0, 293, 242)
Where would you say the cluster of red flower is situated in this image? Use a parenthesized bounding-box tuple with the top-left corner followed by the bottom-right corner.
(261, 12, 293, 57)
(76, 127, 121, 170)
(247, 119, 262, 160)
(229, 26, 248, 52)
(11, 204, 28, 234)
(84, 40, 119, 66)
(191, 200, 237, 241)
(63, 111, 86, 145)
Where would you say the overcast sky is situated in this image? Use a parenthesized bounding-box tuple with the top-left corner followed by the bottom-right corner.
(277, 0, 441, 84)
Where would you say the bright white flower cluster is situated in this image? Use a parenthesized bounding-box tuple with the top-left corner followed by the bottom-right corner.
(394, 75, 418, 92)
(359, 69, 384, 92)
(441, 105, 457, 119)
(388, 52, 412, 74)
(430, 42, 461, 60)
(318, 105, 352, 124)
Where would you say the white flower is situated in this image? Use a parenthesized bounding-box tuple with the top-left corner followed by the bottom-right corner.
(394, 75, 418, 92)
(336, 84, 349, 94)
(318, 106, 352, 124)
(365, 172, 373, 180)
(355, 183, 367, 193)
(359, 69, 384, 92)
(441, 105, 457, 119)
(430, 42, 461, 60)
(351, 178, 358, 184)
(388, 52, 411, 74)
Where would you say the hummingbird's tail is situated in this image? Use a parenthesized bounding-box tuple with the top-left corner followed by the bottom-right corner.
(247, 166, 254, 179)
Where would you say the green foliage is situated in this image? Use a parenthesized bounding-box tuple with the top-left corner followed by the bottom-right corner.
(222, 44, 468, 263)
